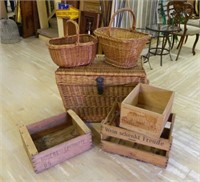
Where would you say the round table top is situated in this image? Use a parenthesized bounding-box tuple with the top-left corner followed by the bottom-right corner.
(146, 24, 180, 33)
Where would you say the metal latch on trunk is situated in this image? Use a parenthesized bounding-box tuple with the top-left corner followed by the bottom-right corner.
(96, 77, 104, 95)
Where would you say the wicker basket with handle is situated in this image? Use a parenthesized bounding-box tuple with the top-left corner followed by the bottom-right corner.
(48, 20, 98, 67)
(94, 8, 151, 68)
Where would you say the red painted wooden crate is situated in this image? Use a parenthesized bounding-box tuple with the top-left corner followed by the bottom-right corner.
(19, 110, 92, 173)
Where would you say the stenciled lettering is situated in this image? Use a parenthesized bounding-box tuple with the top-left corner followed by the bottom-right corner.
(104, 126, 118, 135)
(119, 131, 141, 141)
(40, 139, 86, 162)
(142, 136, 164, 146)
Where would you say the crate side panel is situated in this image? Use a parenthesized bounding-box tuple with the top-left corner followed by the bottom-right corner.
(120, 104, 162, 138)
(19, 125, 38, 158)
(162, 93, 175, 129)
(139, 84, 174, 113)
(101, 140, 168, 168)
(32, 133, 92, 173)
(27, 113, 67, 134)
(101, 124, 172, 151)
(33, 142, 91, 173)
(68, 109, 91, 134)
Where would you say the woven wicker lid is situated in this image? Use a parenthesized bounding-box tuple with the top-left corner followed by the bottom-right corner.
(0, 19, 21, 44)
(56, 56, 146, 76)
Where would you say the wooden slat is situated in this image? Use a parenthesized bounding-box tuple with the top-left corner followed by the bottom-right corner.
(32, 133, 91, 161)
(67, 109, 91, 134)
(19, 125, 38, 158)
(32, 133, 92, 173)
(27, 113, 67, 134)
(101, 140, 168, 168)
(102, 123, 172, 151)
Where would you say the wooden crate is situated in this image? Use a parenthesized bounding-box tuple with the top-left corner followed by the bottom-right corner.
(101, 103, 175, 151)
(19, 110, 92, 173)
(120, 83, 174, 138)
(101, 103, 175, 168)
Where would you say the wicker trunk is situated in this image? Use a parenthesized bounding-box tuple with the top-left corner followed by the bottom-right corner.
(55, 56, 148, 122)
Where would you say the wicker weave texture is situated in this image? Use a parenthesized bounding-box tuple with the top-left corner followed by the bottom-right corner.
(94, 8, 150, 68)
(55, 58, 148, 122)
(48, 20, 97, 67)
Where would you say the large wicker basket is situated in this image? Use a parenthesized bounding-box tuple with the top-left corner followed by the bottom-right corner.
(55, 56, 148, 122)
(48, 20, 98, 67)
(94, 8, 151, 68)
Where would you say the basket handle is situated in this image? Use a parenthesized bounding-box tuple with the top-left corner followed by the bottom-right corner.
(108, 8, 136, 36)
(65, 19, 80, 44)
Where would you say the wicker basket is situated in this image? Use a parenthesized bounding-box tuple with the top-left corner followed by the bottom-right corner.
(55, 56, 148, 122)
(94, 8, 151, 68)
(48, 20, 98, 67)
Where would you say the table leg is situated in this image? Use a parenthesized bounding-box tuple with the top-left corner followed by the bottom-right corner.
(160, 34, 167, 66)
(142, 38, 153, 70)
(146, 39, 153, 69)
(155, 32, 160, 55)
(166, 34, 173, 61)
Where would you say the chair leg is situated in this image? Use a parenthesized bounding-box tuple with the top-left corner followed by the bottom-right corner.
(192, 34, 199, 55)
(175, 35, 185, 61)
(142, 55, 153, 70)
(167, 35, 173, 61)
(184, 35, 188, 44)
(171, 35, 176, 50)
(177, 35, 185, 50)
(177, 38, 181, 49)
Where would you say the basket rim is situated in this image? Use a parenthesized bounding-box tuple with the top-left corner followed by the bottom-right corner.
(48, 34, 98, 48)
(94, 27, 151, 42)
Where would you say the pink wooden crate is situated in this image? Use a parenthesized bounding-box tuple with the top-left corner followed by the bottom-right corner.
(19, 110, 92, 173)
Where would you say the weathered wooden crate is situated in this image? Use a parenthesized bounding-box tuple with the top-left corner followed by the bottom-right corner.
(120, 83, 174, 138)
(19, 110, 92, 173)
(101, 103, 175, 168)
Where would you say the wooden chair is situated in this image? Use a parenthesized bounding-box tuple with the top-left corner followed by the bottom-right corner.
(187, 19, 200, 27)
(167, 1, 200, 60)
(185, 1, 200, 44)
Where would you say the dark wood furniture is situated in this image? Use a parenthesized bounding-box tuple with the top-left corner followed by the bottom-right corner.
(20, 1, 40, 38)
(80, 11, 101, 35)
(62, 0, 79, 36)
(167, 1, 200, 60)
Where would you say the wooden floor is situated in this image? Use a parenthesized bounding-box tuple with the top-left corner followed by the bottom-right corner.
(0, 36, 200, 181)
